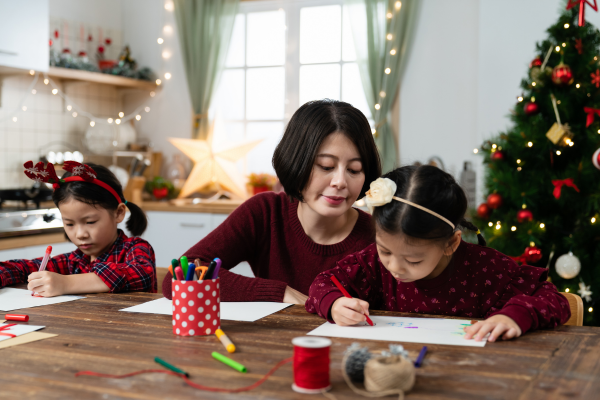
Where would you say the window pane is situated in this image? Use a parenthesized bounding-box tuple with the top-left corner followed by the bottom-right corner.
(213, 69, 244, 120)
(247, 10, 286, 67)
(299, 64, 340, 106)
(300, 5, 341, 64)
(225, 14, 245, 68)
(342, 63, 371, 119)
(246, 67, 285, 120)
(342, 6, 356, 62)
(246, 122, 284, 174)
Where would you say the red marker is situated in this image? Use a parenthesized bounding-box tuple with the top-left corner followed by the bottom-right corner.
(5, 314, 29, 322)
(32, 246, 52, 297)
(330, 275, 374, 326)
(174, 266, 184, 280)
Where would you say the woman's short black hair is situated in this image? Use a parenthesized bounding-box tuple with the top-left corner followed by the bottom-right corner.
(372, 165, 486, 246)
(52, 163, 148, 236)
(273, 99, 381, 202)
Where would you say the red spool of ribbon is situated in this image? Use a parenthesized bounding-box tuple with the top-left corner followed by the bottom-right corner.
(292, 337, 332, 394)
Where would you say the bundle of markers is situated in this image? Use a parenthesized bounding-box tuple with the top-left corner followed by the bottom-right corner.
(170, 256, 221, 281)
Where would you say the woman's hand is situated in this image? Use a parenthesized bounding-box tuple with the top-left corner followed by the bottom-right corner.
(27, 271, 68, 297)
(464, 314, 522, 342)
(283, 286, 308, 305)
(331, 297, 370, 326)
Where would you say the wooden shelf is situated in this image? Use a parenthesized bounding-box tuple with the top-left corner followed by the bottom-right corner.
(47, 67, 158, 90)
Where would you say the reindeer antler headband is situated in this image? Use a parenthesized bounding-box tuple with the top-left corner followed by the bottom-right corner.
(23, 161, 123, 204)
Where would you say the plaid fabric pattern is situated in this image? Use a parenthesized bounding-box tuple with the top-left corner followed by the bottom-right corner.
(0, 230, 156, 293)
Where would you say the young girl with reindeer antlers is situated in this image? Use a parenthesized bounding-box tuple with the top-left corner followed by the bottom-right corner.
(0, 161, 156, 296)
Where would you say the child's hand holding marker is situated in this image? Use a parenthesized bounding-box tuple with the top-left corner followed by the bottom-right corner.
(27, 271, 69, 297)
(464, 314, 522, 342)
(331, 296, 371, 326)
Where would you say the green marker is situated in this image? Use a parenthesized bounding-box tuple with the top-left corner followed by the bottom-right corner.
(211, 352, 247, 373)
(154, 357, 189, 377)
(179, 256, 189, 278)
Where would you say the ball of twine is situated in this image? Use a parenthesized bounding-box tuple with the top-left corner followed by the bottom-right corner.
(342, 352, 415, 400)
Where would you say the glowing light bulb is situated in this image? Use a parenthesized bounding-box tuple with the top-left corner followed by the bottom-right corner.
(495, 224, 501, 230)
(555, 46, 560, 52)
(145, 107, 150, 112)
(157, 38, 164, 44)
(532, 82, 536, 86)
(162, 50, 171, 59)
(592, 217, 597, 223)
(107, 118, 113, 124)
(32, 89, 36, 94)
(562, 42, 566, 47)
(386, 12, 392, 19)
(380, 91, 386, 98)
(511, 226, 517, 231)
(119, 112, 124, 118)
(576, 83, 580, 88)
(164, 1, 174, 11)
(374, 104, 380, 110)
(390, 49, 396, 55)
(516, 159, 521, 164)
(569, 141, 574, 147)
(115, 119, 121, 125)
(564, 23, 570, 28)
(540, 223, 545, 228)
(386, 34, 393, 40)
(473, 149, 478, 154)
(156, 79, 162, 85)
(72, 112, 77, 117)
(12, 117, 17, 122)
(395, 1, 401, 10)
(67, 105, 72, 111)
(384, 68, 391, 74)
(44, 79, 49, 85)
(164, 72, 172, 80)
(565, 288, 570, 292)
(517, 96, 523, 102)
(492, 144, 497, 149)
(29, 70, 35, 75)
(163, 25, 173, 34)
(556, 150, 561, 155)
(371, 128, 376, 134)
(150, 91, 156, 97)
(590, 307, 594, 312)
(517, 167, 522, 171)
(51, 89, 58, 95)
(488, 222, 493, 227)
(22, 106, 27, 111)
(135, 115, 141, 121)
(90, 121, 95, 127)
(528, 142, 533, 147)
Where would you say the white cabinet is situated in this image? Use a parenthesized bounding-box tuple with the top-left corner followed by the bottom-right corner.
(0, 0, 48, 71)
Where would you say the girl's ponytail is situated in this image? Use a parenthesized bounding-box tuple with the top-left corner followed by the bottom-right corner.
(460, 218, 486, 247)
(125, 201, 148, 237)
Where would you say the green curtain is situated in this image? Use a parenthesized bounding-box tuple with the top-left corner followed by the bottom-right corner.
(345, 0, 420, 172)
(174, 0, 239, 139)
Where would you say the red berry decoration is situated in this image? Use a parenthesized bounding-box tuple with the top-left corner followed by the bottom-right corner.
(529, 56, 542, 68)
(105, 38, 112, 45)
(490, 151, 505, 161)
(552, 63, 574, 85)
(516, 209, 534, 223)
(477, 203, 491, 219)
(487, 193, 503, 209)
(524, 246, 543, 264)
(524, 102, 539, 115)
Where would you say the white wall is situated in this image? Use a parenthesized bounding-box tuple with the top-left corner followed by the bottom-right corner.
(400, 0, 600, 204)
(49, 0, 122, 29)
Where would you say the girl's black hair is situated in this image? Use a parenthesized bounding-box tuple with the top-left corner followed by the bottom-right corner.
(52, 163, 148, 236)
(273, 99, 381, 202)
(372, 165, 486, 247)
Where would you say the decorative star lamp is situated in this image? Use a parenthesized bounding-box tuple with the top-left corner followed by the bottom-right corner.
(169, 125, 263, 199)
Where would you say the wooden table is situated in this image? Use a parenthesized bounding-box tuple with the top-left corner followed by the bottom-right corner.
(1, 290, 599, 399)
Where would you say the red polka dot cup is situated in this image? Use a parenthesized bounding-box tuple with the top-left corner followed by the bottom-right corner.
(172, 279, 220, 336)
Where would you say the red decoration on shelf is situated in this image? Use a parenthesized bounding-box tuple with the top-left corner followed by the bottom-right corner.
(552, 178, 580, 199)
(592, 69, 600, 87)
(566, 0, 598, 27)
(477, 203, 491, 219)
(78, 51, 87, 57)
(88, 34, 93, 42)
(487, 193, 503, 209)
(511, 246, 543, 265)
(575, 38, 583, 54)
(98, 46, 105, 54)
(153, 187, 169, 200)
(517, 209, 534, 223)
(552, 63, 574, 85)
(105, 38, 112, 45)
(524, 102, 539, 115)
(54, 30, 59, 39)
(529, 56, 542, 68)
(584, 107, 600, 126)
(490, 151, 505, 161)
(49, 39, 53, 47)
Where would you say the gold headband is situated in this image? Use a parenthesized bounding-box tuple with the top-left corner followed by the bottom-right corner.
(391, 196, 455, 229)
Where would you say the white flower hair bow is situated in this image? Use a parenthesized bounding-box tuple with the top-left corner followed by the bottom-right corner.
(364, 177, 397, 213)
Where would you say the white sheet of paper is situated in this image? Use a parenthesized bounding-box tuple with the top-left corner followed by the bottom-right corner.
(307, 316, 487, 347)
(0, 323, 45, 342)
(119, 298, 293, 322)
(0, 288, 84, 311)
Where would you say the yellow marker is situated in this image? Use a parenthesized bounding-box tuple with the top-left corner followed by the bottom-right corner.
(215, 328, 235, 353)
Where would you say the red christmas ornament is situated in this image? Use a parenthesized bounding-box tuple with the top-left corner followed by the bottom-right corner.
(49, 39, 53, 47)
(490, 151, 505, 161)
(516, 209, 534, 223)
(97, 45, 105, 53)
(552, 63, 574, 85)
(105, 38, 112, 45)
(529, 56, 542, 69)
(524, 246, 543, 263)
(477, 203, 491, 219)
(524, 102, 539, 115)
(593, 148, 600, 169)
(487, 193, 503, 209)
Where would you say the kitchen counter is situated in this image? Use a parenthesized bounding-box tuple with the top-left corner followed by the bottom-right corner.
(0, 232, 67, 251)
(141, 199, 243, 214)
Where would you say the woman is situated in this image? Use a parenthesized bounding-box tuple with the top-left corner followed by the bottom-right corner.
(162, 99, 381, 304)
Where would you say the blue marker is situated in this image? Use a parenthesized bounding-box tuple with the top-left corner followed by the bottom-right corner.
(212, 258, 222, 279)
(185, 263, 196, 281)
(414, 346, 428, 367)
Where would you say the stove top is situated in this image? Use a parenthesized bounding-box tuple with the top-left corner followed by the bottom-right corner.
(0, 208, 64, 238)
(0, 184, 54, 210)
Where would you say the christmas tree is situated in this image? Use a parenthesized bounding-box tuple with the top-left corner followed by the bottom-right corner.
(474, 2, 600, 326)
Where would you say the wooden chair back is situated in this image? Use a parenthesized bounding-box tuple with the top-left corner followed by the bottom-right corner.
(156, 267, 169, 288)
(560, 292, 583, 326)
